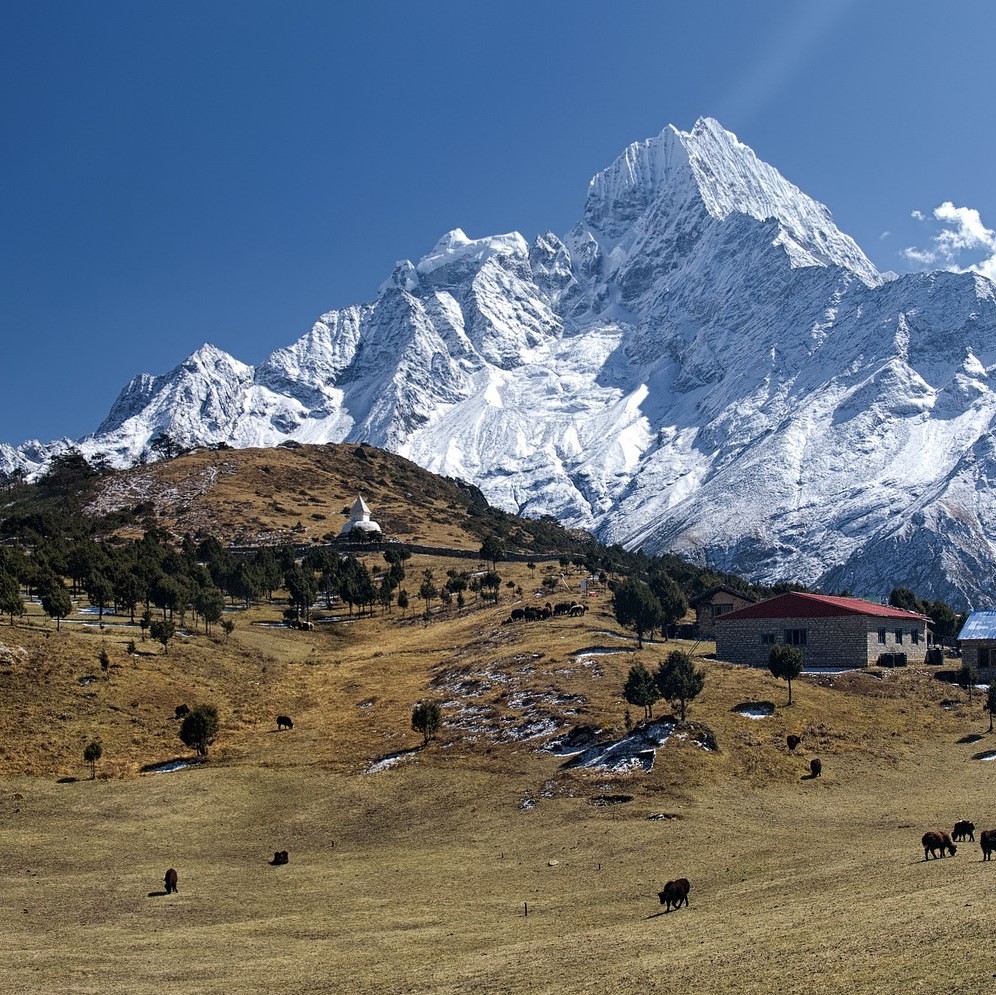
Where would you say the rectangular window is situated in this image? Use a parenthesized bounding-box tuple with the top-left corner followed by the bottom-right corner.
(877, 628, 887, 644)
(911, 629, 919, 644)
(895, 629, 903, 644)
(761, 632, 775, 645)
(784, 628, 807, 646)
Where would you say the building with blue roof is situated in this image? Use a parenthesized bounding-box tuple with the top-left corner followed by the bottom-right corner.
(956, 612, 996, 675)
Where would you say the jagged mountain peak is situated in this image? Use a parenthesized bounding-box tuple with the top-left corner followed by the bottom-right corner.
(581, 116, 881, 287)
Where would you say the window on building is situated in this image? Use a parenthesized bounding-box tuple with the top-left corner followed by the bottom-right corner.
(895, 629, 903, 644)
(784, 628, 807, 646)
(761, 632, 775, 645)
(911, 629, 919, 644)
(877, 628, 887, 644)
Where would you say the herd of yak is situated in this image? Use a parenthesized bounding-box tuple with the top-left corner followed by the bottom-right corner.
(922, 821, 996, 861)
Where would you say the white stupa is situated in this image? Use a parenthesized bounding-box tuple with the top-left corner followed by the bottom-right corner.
(338, 495, 382, 538)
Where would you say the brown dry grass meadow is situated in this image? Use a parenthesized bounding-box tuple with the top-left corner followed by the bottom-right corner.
(2, 553, 995, 994)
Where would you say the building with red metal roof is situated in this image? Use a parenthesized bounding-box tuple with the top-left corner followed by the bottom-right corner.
(715, 592, 930, 669)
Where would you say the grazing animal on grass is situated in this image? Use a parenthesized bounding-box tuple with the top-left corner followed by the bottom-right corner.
(298, 620, 314, 631)
(509, 609, 525, 622)
(553, 602, 573, 617)
(568, 603, 587, 617)
(922, 831, 957, 860)
(952, 820, 975, 842)
(174, 704, 189, 719)
(786, 734, 801, 752)
(164, 868, 178, 893)
(271, 850, 289, 865)
(809, 758, 822, 777)
(276, 715, 294, 731)
(980, 829, 996, 861)
(658, 878, 690, 912)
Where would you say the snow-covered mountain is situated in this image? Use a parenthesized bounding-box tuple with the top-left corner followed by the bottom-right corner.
(5, 117, 996, 608)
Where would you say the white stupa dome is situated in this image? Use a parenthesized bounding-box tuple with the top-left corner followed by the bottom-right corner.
(339, 495, 382, 537)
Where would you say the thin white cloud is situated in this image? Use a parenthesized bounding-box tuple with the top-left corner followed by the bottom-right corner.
(903, 201, 996, 280)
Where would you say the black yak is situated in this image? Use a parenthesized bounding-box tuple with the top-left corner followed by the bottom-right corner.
(922, 831, 957, 860)
(657, 878, 690, 912)
(952, 820, 975, 842)
(164, 868, 178, 893)
(276, 715, 294, 731)
(980, 829, 996, 861)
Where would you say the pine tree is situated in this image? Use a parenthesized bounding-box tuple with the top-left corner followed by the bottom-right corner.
(768, 644, 804, 704)
(655, 650, 705, 720)
(623, 662, 660, 721)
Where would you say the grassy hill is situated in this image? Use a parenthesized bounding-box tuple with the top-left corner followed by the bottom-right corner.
(79, 442, 591, 553)
(1, 449, 994, 993)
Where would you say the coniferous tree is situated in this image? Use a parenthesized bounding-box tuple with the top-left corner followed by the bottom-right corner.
(768, 644, 804, 705)
(149, 618, 176, 655)
(40, 580, 72, 631)
(179, 705, 219, 757)
(655, 650, 706, 721)
(623, 661, 660, 721)
(83, 740, 103, 779)
(411, 700, 442, 745)
(613, 578, 664, 649)
(958, 661, 979, 704)
(0, 571, 24, 625)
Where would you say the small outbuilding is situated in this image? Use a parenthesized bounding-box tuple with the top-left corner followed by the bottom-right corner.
(338, 495, 382, 538)
(692, 584, 757, 639)
(715, 591, 930, 669)
(956, 612, 996, 679)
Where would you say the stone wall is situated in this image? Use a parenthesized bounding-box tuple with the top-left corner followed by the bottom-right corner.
(716, 614, 929, 668)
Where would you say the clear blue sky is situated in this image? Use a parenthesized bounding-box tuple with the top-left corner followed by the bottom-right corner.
(3, 0, 995, 445)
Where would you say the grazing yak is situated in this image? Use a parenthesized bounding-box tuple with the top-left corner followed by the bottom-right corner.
(568, 603, 587, 617)
(952, 820, 975, 842)
(980, 830, 996, 861)
(658, 878, 690, 912)
(922, 831, 957, 860)
(809, 758, 822, 778)
(276, 715, 294, 731)
(164, 868, 178, 894)
(270, 850, 289, 865)
(553, 602, 573, 617)
(786, 734, 801, 752)
(524, 605, 552, 621)
(174, 704, 190, 719)
(509, 608, 526, 622)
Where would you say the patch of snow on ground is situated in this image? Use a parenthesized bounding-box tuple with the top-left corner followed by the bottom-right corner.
(563, 719, 677, 773)
(142, 760, 191, 774)
(364, 749, 418, 773)
(735, 702, 774, 719)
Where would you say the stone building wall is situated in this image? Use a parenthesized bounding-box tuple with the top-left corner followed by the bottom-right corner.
(716, 614, 929, 668)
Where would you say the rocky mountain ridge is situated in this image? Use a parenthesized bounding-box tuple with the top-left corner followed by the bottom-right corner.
(4, 118, 996, 607)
